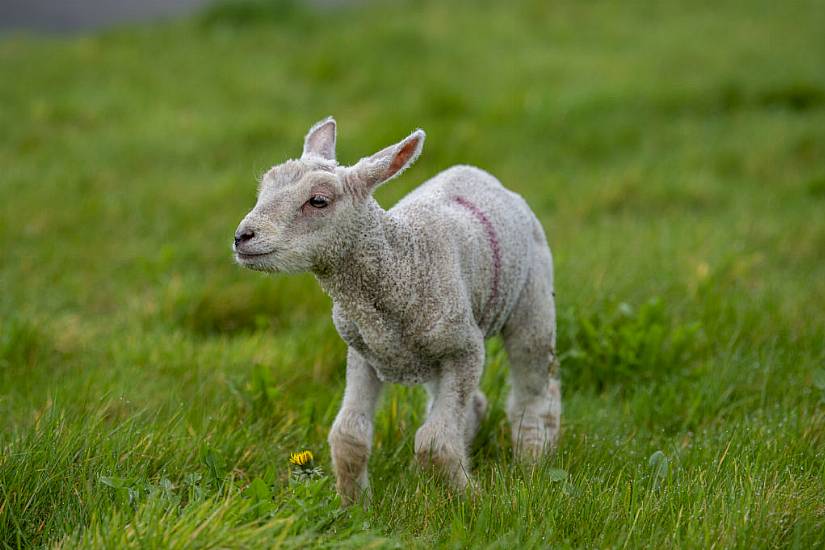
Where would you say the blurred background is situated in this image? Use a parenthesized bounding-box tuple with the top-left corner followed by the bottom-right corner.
(0, 0, 210, 32)
(1, 0, 823, 547)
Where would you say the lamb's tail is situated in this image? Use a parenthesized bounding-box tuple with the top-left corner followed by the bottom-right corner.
(530, 212, 549, 246)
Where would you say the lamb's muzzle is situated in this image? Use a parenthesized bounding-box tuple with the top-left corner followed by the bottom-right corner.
(234, 117, 561, 505)
(233, 229, 254, 247)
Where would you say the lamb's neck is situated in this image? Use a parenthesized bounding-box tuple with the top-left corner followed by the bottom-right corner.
(315, 199, 416, 317)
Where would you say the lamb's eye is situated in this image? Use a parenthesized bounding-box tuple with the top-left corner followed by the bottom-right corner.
(308, 195, 330, 209)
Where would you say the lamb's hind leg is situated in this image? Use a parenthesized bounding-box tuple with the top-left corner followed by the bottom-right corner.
(328, 348, 382, 506)
(502, 256, 561, 461)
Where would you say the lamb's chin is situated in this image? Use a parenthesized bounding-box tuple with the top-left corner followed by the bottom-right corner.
(234, 252, 280, 273)
(245, 262, 280, 273)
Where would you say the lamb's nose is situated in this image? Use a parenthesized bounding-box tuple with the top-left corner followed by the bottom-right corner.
(234, 230, 255, 247)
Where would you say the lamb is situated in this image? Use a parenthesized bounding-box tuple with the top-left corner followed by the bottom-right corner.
(233, 117, 561, 504)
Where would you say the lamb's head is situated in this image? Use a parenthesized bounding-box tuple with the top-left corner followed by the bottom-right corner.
(234, 117, 425, 273)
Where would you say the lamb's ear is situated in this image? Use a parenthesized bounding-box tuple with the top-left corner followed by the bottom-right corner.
(302, 117, 337, 161)
(349, 129, 425, 192)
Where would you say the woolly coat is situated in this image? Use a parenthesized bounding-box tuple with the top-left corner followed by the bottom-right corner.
(317, 165, 552, 385)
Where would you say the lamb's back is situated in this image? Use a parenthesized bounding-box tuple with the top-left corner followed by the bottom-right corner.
(391, 165, 533, 229)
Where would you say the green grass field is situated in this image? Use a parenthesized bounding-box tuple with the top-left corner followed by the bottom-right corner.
(1, 0, 824, 547)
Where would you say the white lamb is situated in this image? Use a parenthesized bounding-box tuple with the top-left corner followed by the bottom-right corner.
(234, 118, 560, 504)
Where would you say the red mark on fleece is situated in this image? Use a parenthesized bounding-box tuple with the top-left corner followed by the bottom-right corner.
(452, 196, 501, 325)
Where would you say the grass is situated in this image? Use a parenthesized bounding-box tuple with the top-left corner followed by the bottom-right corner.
(1, 0, 824, 547)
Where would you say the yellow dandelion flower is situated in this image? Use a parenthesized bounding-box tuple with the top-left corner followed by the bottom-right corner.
(289, 450, 314, 467)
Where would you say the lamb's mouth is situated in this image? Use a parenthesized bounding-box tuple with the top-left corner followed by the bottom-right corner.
(234, 250, 276, 261)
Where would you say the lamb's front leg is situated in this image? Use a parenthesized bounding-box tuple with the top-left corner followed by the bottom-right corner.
(415, 347, 483, 491)
(328, 348, 382, 506)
